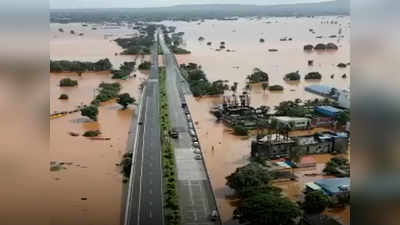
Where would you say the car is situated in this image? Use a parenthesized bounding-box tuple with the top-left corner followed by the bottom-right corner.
(169, 128, 179, 139)
(138, 121, 143, 125)
(192, 136, 198, 142)
(192, 141, 200, 148)
(210, 210, 218, 221)
(194, 155, 202, 160)
(188, 122, 194, 129)
(189, 129, 196, 137)
(193, 148, 201, 154)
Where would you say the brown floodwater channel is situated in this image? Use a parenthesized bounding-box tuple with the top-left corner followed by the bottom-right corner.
(50, 23, 149, 225)
(169, 16, 350, 225)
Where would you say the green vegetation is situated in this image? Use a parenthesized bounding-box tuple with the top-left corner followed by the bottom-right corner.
(234, 192, 302, 225)
(58, 94, 69, 100)
(138, 61, 152, 70)
(259, 38, 265, 43)
(161, 27, 191, 54)
(233, 125, 249, 136)
(115, 24, 156, 55)
(337, 63, 347, 68)
(51, 58, 112, 73)
(82, 130, 101, 137)
(180, 62, 226, 97)
(303, 191, 331, 214)
(247, 68, 269, 83)
(59, 78, 78, 87)
(284, 71, 301, 81)
(269, 85, 284, 91)
(323, 156, 350, 177)
(111, 61, 135, 79)
(304, 72, 322, 80)
(304, 44, 314, 50)
(120, 153, 132, 178)
(159, 68, 181, 225)
(91, 82, 121, 106)
(226, 162, 302, 225)
(336, 111, 350, 126)
(117, 93, 135, 109)
(80, 105, 99, 121)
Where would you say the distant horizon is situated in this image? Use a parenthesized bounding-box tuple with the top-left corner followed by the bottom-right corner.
(50, 0, 333, 10)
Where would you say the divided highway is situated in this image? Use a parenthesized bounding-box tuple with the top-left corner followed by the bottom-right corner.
(124, 39, 163, 225)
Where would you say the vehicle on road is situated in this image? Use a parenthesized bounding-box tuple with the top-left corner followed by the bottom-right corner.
(189, 129, 196, 137)
(192, 136, 198, 142)
(192, 141, 200, 148)
(194, 155, 202, 160)
(138, 121, 143, 125)
(193, 148, 201, 154)
(169, 128, 179, 139)
(210, 210, 218, 221)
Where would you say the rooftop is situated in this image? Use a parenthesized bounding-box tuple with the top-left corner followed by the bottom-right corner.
(315, 178, 350, 195)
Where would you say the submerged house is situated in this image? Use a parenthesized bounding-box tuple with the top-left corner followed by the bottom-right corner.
(271, 116, 312, 130)
(251, 132, 349, 159)
(305, 178, 350, 197)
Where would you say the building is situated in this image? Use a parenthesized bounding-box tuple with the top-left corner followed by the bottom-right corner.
(297, 156, 317, 168)
(251, 134, 296, 159)
(251, 132, 349, 159)
(315, 106, 343, 118)
(314, 178, 350, 197)
(272, 116, 312, 130)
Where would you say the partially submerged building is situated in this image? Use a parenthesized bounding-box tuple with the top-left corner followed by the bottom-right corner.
(315, 106, 343, 118)
(271, 116, 312, 130)
(305, 178, 350, 197)
(251, 132, 349, 159)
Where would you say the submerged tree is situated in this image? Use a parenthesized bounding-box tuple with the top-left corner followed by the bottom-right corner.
(303, 191, 331, 214)
(117, 93, 135, 109)
(81, 105, 99, 121)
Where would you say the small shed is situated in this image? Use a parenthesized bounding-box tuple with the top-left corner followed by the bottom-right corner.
(315, 106, 343, 118)
(297, 156, 317, 168)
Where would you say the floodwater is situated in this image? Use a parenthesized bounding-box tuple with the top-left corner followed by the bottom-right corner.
(50, 23, 148, 225)
(169, 16, 350, 225)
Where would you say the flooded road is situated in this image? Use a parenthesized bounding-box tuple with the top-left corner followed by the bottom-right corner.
(170, 16, 350, 225)
(50, 23, 148, 225)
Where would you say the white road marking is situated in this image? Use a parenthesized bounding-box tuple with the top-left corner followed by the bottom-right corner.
(136, 100, 150, 225)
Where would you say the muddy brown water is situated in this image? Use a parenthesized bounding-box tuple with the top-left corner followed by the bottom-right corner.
(50, 23, 149, 225)
(168, 16, 350, 225)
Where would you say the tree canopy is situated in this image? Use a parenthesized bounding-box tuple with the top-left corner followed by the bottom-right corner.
(226, 163, 271, 194)
(51, 58, 112, 73)
(233, 193, 302, 225)
(117, 93, 136, 109)
(303, 191, 331, 214)
(81, 105, 99, 121)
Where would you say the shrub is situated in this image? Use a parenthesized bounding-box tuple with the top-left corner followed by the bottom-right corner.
(284, 71, 301, 81)
(305, 72, 322, 80)
(58, 94, 69, 100)
(304, 44, 314, 50)
(82, 130, 101, 137)
(233, 125, 248, 136)
(59, 78, 78, 87)
(80, 105, 99, 121)
(314, 43, 327, 50)
(138, 61, 152, 70)
(337, 63, 347, 68)
(269, 85, 284, 91)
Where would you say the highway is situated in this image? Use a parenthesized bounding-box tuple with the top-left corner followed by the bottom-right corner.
(123, 38, 163, 225)
(159, 33, 221, 225)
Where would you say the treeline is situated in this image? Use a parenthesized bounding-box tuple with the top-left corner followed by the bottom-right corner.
(50, 58, 112, 73)
(50, 1, 349, 23)
(115, 24, 156, 55)
(161, 26, 191, 54)
(111, 61, 135, 79)
(180, 63, 226, 97)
